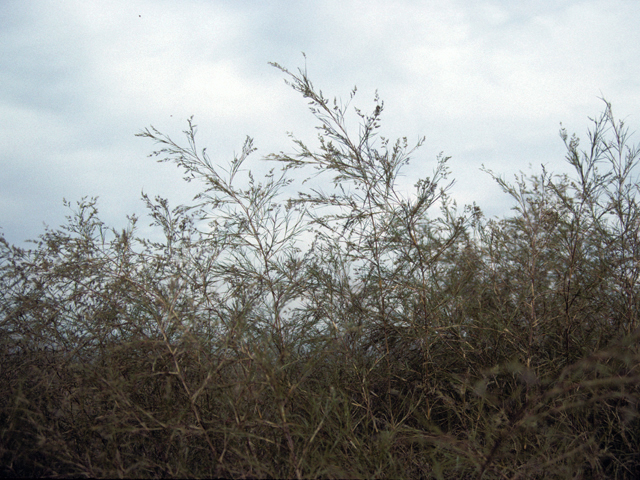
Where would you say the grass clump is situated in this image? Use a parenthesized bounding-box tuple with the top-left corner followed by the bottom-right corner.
(2, 63, 640, 478)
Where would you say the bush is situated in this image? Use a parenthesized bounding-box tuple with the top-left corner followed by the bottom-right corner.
(1, 64, 639, 478)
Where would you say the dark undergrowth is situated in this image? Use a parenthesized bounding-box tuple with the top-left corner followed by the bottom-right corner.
(2, 64, 640, 478)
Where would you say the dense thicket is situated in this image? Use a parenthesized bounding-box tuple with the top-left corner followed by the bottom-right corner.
(2, 65, 639, 478)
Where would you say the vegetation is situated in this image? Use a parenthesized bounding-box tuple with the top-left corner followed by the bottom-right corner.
(1, 63, 639, 478)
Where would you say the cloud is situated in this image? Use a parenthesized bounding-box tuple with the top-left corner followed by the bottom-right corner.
(1, 0, 639, 245)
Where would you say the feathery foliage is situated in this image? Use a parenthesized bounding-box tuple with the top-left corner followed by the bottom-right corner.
(1, 64, 639, 478)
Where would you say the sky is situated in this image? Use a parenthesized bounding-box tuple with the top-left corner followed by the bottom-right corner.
(1, 0, 640, 247)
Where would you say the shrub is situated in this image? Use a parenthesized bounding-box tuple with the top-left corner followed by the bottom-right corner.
(1, 64, 639, 478)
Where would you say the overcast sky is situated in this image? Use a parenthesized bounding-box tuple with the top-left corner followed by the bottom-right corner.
(2, 0, 640, 247)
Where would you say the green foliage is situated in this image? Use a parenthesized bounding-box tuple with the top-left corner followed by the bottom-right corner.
(1, 64, 639, 478)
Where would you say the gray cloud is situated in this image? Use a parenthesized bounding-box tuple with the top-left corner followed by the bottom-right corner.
(1, 0, 639, 245)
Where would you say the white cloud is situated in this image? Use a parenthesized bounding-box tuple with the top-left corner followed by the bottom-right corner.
(1, 0, 639, 244)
